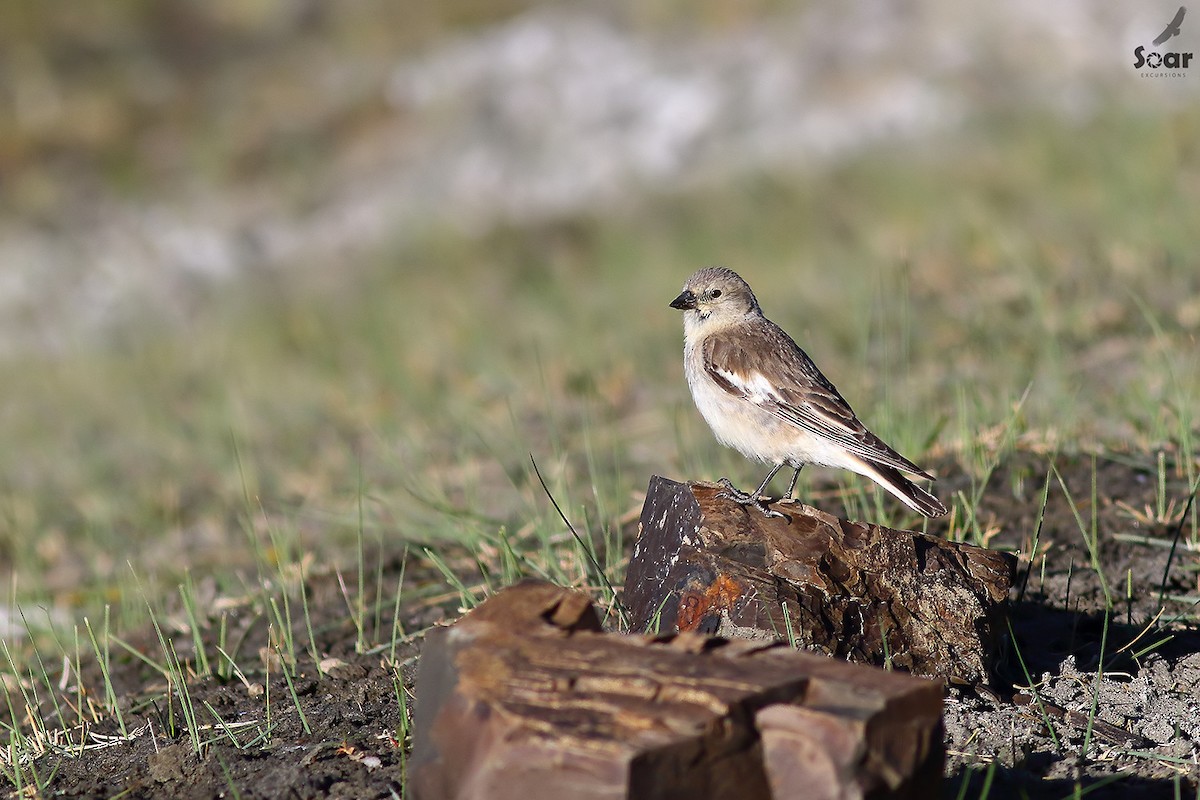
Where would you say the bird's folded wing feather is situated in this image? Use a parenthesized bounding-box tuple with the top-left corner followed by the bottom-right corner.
(703, 323, 931, 477)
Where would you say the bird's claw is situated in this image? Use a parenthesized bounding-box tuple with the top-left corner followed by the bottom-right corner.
(715, 477, 753, 503)
(715, 478, 790, 521)
(759, 504, 790, 521)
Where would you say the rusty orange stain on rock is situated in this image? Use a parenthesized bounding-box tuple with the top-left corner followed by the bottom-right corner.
(677, 573, 744, 632)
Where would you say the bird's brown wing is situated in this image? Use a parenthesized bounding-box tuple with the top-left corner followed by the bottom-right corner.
(703, 320, 932, 477)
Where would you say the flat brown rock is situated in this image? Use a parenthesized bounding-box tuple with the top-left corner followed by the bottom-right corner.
(411, 580, 943, 800)
(623, 476, 1017, 685)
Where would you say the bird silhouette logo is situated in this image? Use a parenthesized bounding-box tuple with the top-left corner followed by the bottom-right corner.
(1152, 6, 1186, 45)
(1134, 6, 1193, 70)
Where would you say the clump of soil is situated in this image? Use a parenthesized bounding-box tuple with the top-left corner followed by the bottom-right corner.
(2, 450, 1198, 798)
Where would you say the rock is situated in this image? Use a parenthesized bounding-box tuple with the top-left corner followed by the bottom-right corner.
(624, 476, 1016, 685)
(411, 580, 943, 800)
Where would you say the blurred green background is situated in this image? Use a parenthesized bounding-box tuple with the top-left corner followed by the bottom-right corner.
(0, 1, 1197, 632)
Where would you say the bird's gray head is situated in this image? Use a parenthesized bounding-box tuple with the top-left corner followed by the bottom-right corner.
(669, 267, 761, 326)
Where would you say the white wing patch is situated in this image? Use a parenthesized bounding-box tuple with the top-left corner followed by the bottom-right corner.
(714, 368, 781, 405)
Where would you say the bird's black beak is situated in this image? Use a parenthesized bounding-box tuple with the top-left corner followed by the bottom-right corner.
(670, 290, 697, 310)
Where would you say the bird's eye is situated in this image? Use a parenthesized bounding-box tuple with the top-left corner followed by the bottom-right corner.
(711, 289, 722, 298)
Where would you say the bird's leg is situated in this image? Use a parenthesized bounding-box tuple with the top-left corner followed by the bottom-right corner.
(717, 464, 788, 519)
(785, 464, 804, 499)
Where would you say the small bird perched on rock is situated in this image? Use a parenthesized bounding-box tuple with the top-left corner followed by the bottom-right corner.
(670, 266, 947, 519)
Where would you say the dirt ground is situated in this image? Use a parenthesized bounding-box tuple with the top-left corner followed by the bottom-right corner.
(5, 450, 1199, 798)
(941, 451, 1200, 799)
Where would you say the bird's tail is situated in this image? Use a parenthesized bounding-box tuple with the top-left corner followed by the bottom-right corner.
(860, 461, 948, 517)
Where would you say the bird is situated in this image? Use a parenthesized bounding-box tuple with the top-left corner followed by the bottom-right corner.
(669, 266, 947, 519)
(1152, 6, 1186, 46)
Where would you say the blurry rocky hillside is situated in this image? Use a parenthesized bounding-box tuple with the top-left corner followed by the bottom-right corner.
(1, 0, 1194, 354)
